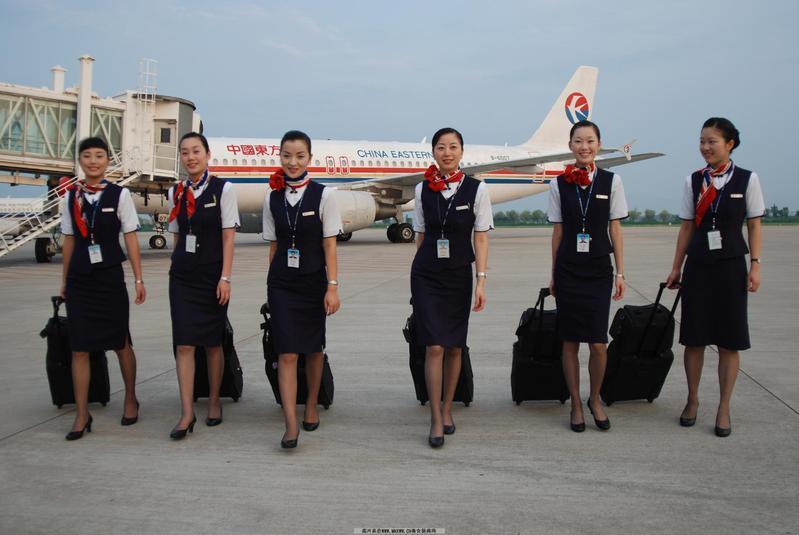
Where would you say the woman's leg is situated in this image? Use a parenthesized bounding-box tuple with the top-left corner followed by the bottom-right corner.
(561, 341, 583, 423)
(441, 347, 462, 427)
(205, 345, 224, 420)
(303, 352, 324, 425)
(278, 353, 300, 440)
(114, 338, 138, 418)
(587, 342, 608, 421)
(174, 345, 196, 428)
(70, 351, 91, 431)
(682, 346, 705, 420)
(716, 347, 740, 429)
(425, 345, 445, 437)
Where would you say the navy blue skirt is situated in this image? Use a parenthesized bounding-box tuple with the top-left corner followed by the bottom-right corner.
(267, 269, 327, 355)
(680, 255, 750, 350)
(65, 264, 129, 352)
(410, 263, 473, 348)
(554, 256, 613, 343)
(169, 261, 227, 347)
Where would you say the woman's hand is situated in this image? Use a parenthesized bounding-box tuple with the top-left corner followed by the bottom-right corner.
(613, 276, 625, 301)
(472, 281, 486, 312)
(217, 279, 231, 305)
(666, 268, 682, 289)
(748, 263, 761, 292)
(548, 278, 555, 297)
(324, 287, 340, 315)
(134, 281, 146, 305)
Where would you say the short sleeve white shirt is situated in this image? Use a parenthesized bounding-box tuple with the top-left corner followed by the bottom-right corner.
(678, 169, 765, 220)
(60, 187, 140, 235)
(547, 170, 628, 223)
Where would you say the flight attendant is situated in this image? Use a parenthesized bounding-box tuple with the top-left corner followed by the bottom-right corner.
(167, 132, 239, 440)
(263, 130, 342, 449)
(666, 117, 764, 437)
(59, 136, 146, 440)
(548, 120, 628, 433)
(410, 127, 493, 448)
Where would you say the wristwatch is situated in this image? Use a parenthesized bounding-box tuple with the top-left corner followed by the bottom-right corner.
(476, 272, 487, 279)
(328, 279, 339, 286)
(750, 258, 761, 264)
(220, 276, 231, 283)
(135, 280, 144, 284)
(615, 273, 625, 280)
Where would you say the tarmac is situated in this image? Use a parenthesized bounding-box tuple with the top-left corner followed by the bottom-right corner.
(0, 226, 797, 535)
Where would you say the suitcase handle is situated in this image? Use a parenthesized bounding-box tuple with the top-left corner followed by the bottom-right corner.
(534, 287, 550, 331)
(637, 283, 682, 356)
(51, 295, 64, 317)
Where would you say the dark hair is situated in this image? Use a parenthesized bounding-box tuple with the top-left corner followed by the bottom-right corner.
(280, 130, 312, 153)
(702, 117, 740, 152)
(432, 127, 464, 149)
(179, 131, 210, 152)
(78, 136, 110, 156)
(569, 120, 601, 142)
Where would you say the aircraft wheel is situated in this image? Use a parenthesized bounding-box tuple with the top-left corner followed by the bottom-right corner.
(149, 235, 167, 249)
(336, 232, 353, 242)
(386, 223, 399, 243)
(397, 223, 415, 243)
(35, 237, 55, 263)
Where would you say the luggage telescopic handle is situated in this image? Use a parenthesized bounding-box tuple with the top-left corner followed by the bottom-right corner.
(637, 283, 682, 356)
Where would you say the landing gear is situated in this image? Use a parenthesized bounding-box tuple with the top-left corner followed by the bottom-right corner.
(387, 222, 414, 243)
(35, 237, 57, 263)
(336, 232, 353, 242)
(149, 234, 167, 249)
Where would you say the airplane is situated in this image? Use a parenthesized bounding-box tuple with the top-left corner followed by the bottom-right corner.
(147, 65, 660, 245)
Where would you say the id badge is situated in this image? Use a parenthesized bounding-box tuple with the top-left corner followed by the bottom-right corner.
(287, 248, 300, 268)
(707, 230, 722, 251)
(88, 244, 103, 264)
(185, 234, 197, 253)
(436, 239, 450, 259)
(576, 233, 590, 253)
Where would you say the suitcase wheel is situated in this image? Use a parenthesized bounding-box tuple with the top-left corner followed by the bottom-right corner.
(323, 404, 330, 410)
(464, 402, 470, 407)
(605, 400, 614, 406)
(647, 398, 654, 403)
(233, 397, 239, 402)
(57, 404, 63, 409)
(420, 401, 426, 406)
(102, 402, 107, 407)
(515, 401, 521, 406)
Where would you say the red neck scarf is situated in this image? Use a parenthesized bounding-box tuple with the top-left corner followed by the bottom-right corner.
(270, 169, 310, 192)
(695, 160, 733, 228)
(563, 163, 595, 187)
(70, 179, 107, 239)
(424, 165, 464, 192)
(168, 171, 208, 223)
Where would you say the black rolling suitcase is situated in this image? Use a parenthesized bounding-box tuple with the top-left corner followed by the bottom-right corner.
(511, 288, 569, 404)
(39, 296, 110, 408)
(402, 312, 474, 406)
(260, 303, 334, 409)
(191, 318, 244, 402)
(601, 283, 681, 405)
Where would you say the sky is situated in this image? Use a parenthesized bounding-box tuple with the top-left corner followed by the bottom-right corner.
(0, 0, 796, 213)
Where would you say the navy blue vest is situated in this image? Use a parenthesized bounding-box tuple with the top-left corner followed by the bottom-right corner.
(170, 176, 226, 272)
(68, 183, 126, 275)
(686, 166, 751, 263)
(268, 180, 326, 279)
(556, 168, 614, 264)
(414, 175, 480, 272)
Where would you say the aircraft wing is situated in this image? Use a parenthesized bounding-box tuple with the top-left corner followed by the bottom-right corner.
(595, 152, 664, 168)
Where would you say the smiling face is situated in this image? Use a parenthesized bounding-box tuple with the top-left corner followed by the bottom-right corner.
(78, 148, 109, 181)
(699, 126, 735, 168)
(280, 139, 312, 179)
(179, 136, 210, 180)
(568, 125, 601, 167)
(433, 133, 463, 174)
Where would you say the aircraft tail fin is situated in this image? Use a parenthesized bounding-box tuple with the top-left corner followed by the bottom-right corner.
(521, 66, 599, 148)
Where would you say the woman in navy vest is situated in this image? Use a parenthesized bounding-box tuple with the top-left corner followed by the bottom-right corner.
(411, 127, 493, 448)
(167, 132, 240, 440)
(263, 130, 342, 449)
(666, 118, 764, 437)
(59, 136, 146, 440)
(548, 120, 628, 433)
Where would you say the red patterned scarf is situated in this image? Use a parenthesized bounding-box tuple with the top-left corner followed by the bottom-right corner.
(168, 172, 208, 223)
(424, 165, 464, 192)
(563, 163, 595, 187)
(70, 179, 107, 239)
(695, 161, 733, 228)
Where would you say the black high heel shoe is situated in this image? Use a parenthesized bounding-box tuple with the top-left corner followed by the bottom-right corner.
(206, 404, 223, 427)
(443, 423, 456, 435)
(169, 415, 197, 440)
(587, 400, 611, 431)
(715, 417, 732, 437)
(66, 414, 93, 441)
(428, 435, 445, 448)
(570, 409, 585, 433)
(281, 431, 299, 449)
(121, 401, 140, 426)
(302, 420, 319, 432)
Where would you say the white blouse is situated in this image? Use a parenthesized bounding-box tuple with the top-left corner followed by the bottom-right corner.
(60, 187, 140, 235)
(547, 170, 629, 223)
(262, 184, 343, 241)
(412, 179, 494, 232)
(166, 178, 240, 232)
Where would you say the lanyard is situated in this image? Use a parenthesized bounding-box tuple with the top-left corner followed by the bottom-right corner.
(283, 189, 305, 249)
(87, 199, 102, 244)
(186, 170, 209, 234)
(709, 164, 734, 230)
(574, 179, 596, 233)
(435, 179, 463, 239)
